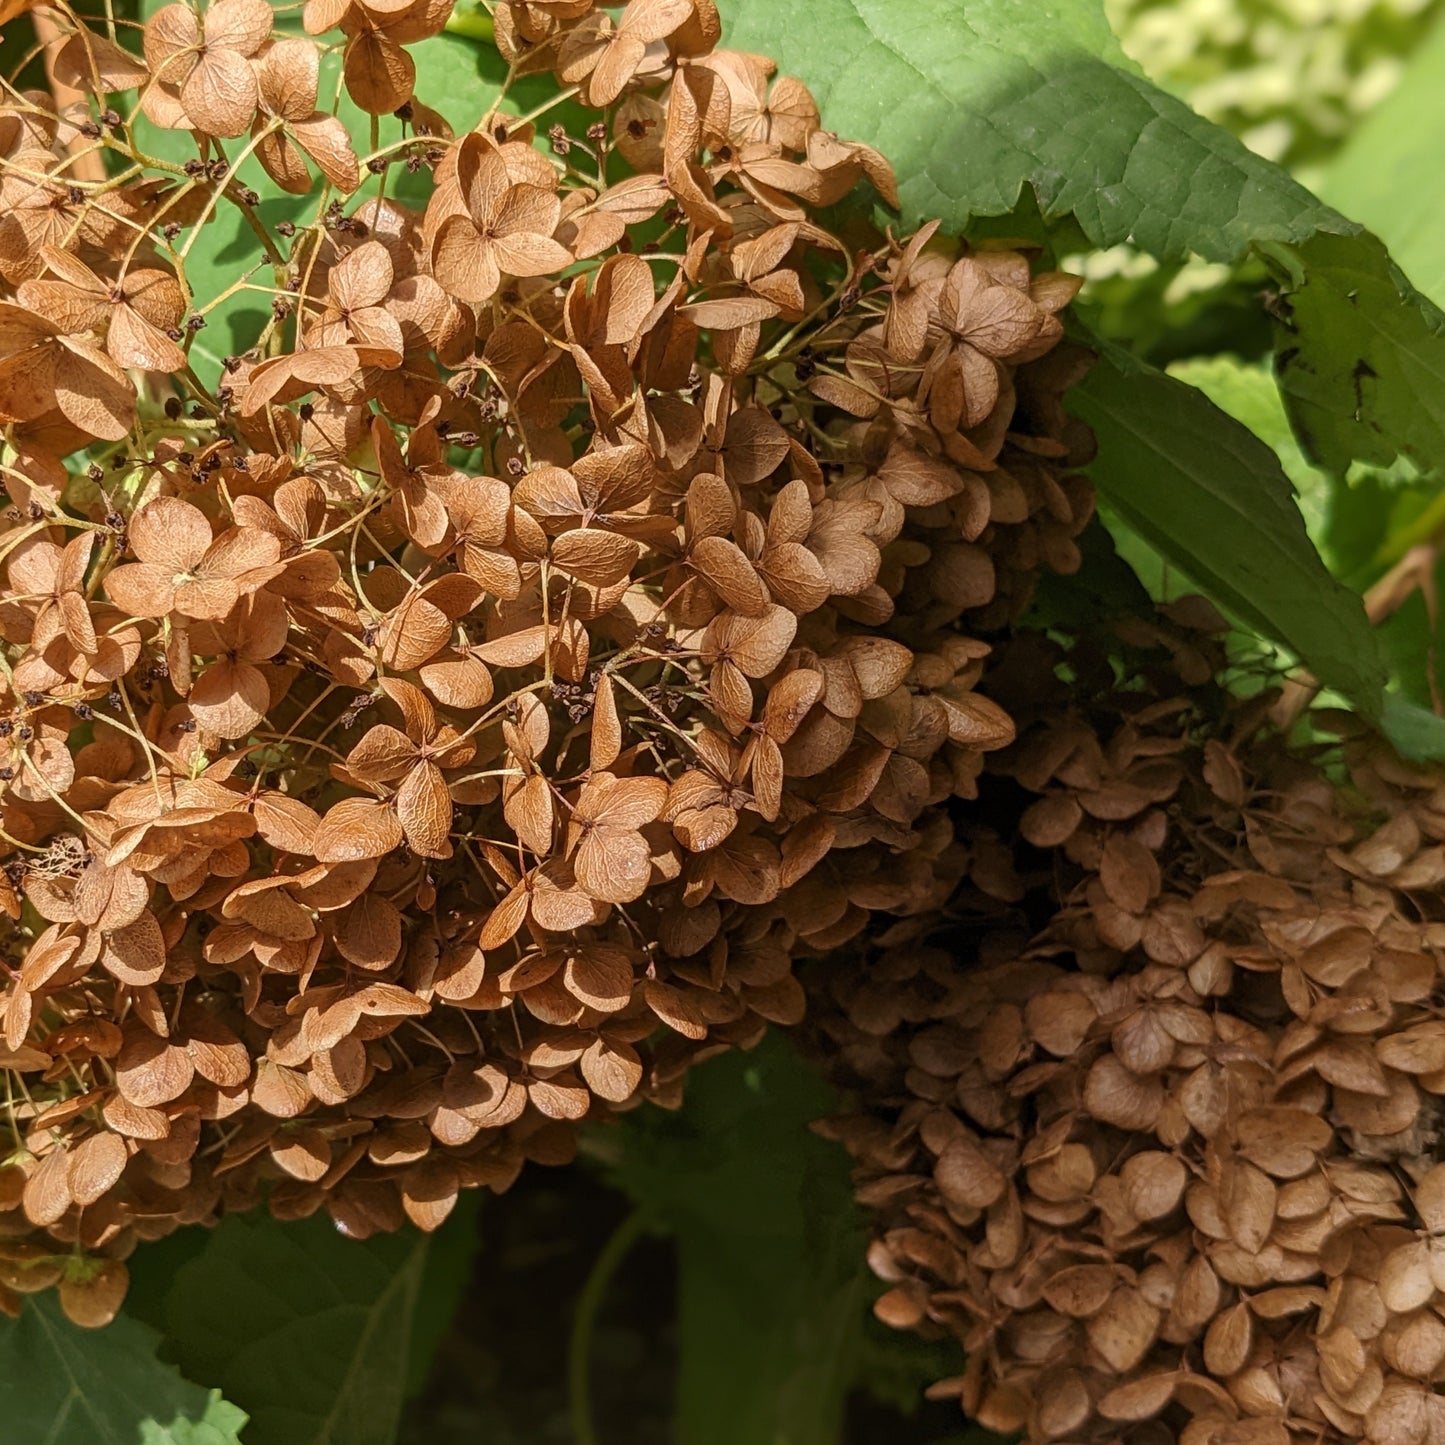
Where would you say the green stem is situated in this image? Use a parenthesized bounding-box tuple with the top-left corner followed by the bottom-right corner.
(177, 123, 282, 266)
(567, 1209, 649, 1445)
(507, 82, 580, 131)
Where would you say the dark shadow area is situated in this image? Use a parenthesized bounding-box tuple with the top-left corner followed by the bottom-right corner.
(400, 1163, 677, 1445)
(399, 1154, 988, 1445)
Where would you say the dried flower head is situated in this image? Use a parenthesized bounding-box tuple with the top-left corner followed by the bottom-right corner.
(810, 614, 1445, 1445)
(0, 0, 1091, 1326)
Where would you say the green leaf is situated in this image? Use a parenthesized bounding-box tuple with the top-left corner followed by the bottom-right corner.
(0, 1294, 246, 1445)
(717, 0, 1352, 261)
(1069, 340, 1387, 712)
(1381, 693, 1445, 761)
(1265, 231, 1445, 480)
(1167, 355, 1334, 537)
(1320, 10, 1445, 308)
(611, 1034, 875, 1445)
(154, 1212, 435, 1445)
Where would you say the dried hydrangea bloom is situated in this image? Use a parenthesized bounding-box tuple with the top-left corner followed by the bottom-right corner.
(19, 247, 187, 375)
(0, 301, 136, 441)
(424, 134, 574, 304)
(252, 37, 363, 195)
(0, 0, 1095, 1325)
(141, 0, 274, 136)
(808, 614, 1445, 1445)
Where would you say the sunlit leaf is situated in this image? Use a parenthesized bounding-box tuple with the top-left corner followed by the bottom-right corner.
(718, 0, 1352, 260)
(1321, 11, 1445, 308)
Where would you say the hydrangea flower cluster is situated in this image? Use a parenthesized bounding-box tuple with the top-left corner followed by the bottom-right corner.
(0, 0, 1091, 1324)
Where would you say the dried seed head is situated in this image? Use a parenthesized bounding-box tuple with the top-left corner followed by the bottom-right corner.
(808, 616, 1445, 1445)
(0, 0, 1095, 1309)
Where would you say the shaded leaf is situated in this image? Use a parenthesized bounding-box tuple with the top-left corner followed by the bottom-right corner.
(403, 1194, 482, 1399)
(1167, 356, 1333, 540)
(1380, 694, 1445, 762)
(154, 1211, 433, 1445)
(1069, 339, 1387, 715)
(610, 1034, 875, 1445)
(0, 1293, 246, 1445)
(1321, 12, 1445, 309)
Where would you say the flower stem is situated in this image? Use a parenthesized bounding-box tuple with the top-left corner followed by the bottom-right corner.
(567, 1208, 649, 1445)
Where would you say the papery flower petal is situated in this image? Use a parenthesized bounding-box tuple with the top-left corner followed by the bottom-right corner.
(181, 50, 259, 138)
(103, 562, 177, 619)
(55, 31, 150, 93)
(188, 659, 271, 738)
(346, 725, 418, 781)
(396, 761, 452, 858)
(256, 127, 315, 195)
(491, 230, 575, 279)
(129, 497, 214, 572)
(575, 828, 652, 904)
(142, 3, 200, 72)
(430, 216, 502, 304)
(291, 115, 361, 192)
(257, 35, 319, 121)
(107, 305, 187, 373)
(313, 797, 405, 862)
(173, 576, 240, 621)
(330, 241, 393, 312)
(200, 526, 283, 581)
(203, 0, 273, 52)
(343, 31, 415, 115)
(53, 344, 135, 441)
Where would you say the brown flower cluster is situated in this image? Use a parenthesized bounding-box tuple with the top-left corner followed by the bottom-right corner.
(0, 0, 1091, 1323)
(809, 618, 1445, 1445)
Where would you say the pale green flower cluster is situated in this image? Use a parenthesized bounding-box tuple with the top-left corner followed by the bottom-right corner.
(1107, 0, 1441, 165)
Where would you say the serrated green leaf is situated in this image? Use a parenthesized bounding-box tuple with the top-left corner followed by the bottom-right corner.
(0, 1294, 246, 1445)
(1320, 10, 1445, 309)
(717, 0, 1353, 261)
(1265, 231, 1445, 481)
(611, 1034, 875, 1445)
(1220, 339, 1445, 749)
(1069, 340, 1388, 712)
(155, 1212, 435, 1445)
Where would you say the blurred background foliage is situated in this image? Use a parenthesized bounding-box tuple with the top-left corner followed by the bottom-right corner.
(1108, 0, 1442, 170)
